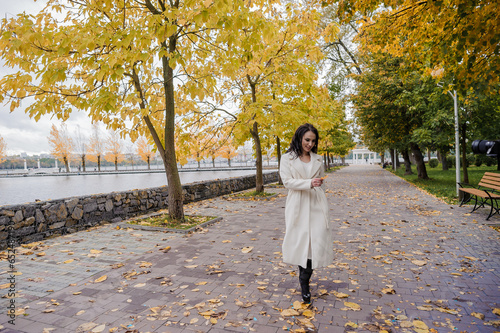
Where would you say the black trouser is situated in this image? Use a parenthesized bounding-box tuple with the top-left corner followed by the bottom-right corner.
(298, 259, 313, 302)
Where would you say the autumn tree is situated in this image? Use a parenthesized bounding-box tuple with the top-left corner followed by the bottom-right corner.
(219, 138, 238, 167)
(0, 0, 257, 221)
(0, 135, 7, 163)
(87, 123, 105, 172)
(215, 4, 335, 193)
(136, 136, 155, 170)
(48, 123, 73, 172)
(104, 130, 125, 171)
(74, 125, 87, 172)
(328, 0, 500, 95)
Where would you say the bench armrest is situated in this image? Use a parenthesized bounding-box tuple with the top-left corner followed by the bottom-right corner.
(458, 182, 477, 189)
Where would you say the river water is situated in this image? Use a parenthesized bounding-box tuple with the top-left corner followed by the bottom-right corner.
(0, 168, 271, 207)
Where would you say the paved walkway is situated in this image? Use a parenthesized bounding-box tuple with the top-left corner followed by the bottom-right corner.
(1, 165, 499, 333)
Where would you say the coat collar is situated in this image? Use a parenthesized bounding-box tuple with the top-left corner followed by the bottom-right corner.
(289, 152, 322, 178)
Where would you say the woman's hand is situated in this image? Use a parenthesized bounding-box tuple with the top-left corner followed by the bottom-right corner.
(311, 178, 323, 188)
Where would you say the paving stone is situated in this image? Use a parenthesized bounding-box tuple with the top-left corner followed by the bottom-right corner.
(1, 165, 499, 333)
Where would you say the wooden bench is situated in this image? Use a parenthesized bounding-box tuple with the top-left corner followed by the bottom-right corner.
(459, 172, 500, 220)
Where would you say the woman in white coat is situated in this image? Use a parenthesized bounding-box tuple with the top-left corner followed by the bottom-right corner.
(279, 123, 333, 303)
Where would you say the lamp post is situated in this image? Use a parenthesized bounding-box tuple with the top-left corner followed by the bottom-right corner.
(451, 89, 461, 197)
(437, 83, 460, 197)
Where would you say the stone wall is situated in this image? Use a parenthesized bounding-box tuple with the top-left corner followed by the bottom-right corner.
(0, 172, 279, 249)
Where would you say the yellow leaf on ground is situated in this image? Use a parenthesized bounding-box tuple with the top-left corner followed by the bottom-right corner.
(344, 302, 361, 311)
(281, 308, 300, 317)
(63, 259, 74, 264)
(413, 320, 429, 330)
(345, 321, 358, 328)
(471, 312, 485, 320)
(293, 301, 304, 309)
(241, 246, 253, 253)
(493, 308, 500, 316)
(302, 309, 314, 318)
(90, 249, 102, 254)
(37, 252, 46, 257)
(332, 291, 349, 298)
(94, 275, 107, 283)
(411, 260, 427, 266)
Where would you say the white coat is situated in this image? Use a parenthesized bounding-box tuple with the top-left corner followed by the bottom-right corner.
(279, 152, 333, 269)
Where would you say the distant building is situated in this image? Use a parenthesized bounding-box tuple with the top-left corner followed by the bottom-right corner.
(20, 152, 28, 158)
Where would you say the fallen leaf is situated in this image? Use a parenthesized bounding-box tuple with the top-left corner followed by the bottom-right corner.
(241, 246, 253, 253)
(94, 275, 107, 283)
(190, 318, 198, 324)
(332, 291, 349, 298)
(43, 309, 55, 313)
(37, 252, 46, 257)
(381, 287, 396, 294)
(413, 320, 429, 330)
(134, 283, 146, 288)
(471, 312, 485, 320)
(493, 308, 500, 316)
(91, 324, 105, 333)
(90, 249, 102, 254)
(343, 302, 361, 311)
(159, 246, 171, 253)
(302, 309, 314, 318)
(411, 260, 427, 266)
(281, 308, 300, 317)
(76, 310, 85, 316)
(63, 259, 74, 264)
(345, 321, 358, 328)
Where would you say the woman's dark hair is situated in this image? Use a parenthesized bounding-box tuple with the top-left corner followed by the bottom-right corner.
(286, 123, 319, 157)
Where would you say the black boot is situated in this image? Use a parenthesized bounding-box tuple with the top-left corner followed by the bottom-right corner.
(298, 259, 313, 303)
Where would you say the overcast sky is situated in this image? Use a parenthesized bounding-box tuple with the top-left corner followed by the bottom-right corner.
(0, 1, 99, 156)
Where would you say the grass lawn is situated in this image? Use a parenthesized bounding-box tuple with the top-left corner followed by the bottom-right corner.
(389, 164, 499, 204)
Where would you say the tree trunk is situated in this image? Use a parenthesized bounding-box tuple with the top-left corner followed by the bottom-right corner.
(161, 41, 184, 221)
(63, 156, 70, 173)
(323, 154, 327, 170)
(380, 152, 385, 165)
(460, 123, 469, 184)
(410, 142, 428, 179)
(390, 150, 396, 170)
(277, 136, 283, 185)
(250, 121, 264, 193)
(438, 149, 448, 171)
(81, 154, 86, 172)
(97, 155, 101, 172)
(212, 157, 215, 168)
(228, 158, 231, 167)
(247, 78, 264, 193)
(147, 156, 150, 170)
(401, 149, 413, 175)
